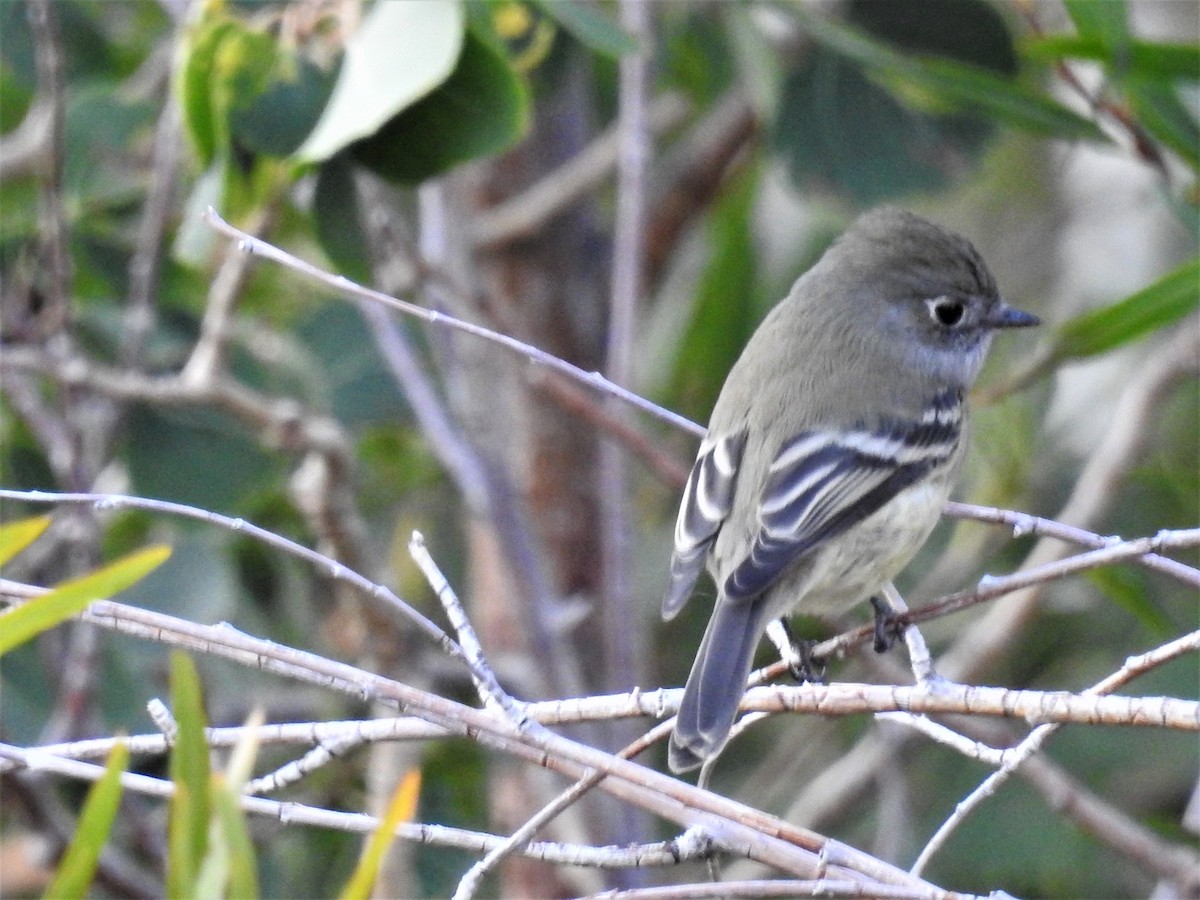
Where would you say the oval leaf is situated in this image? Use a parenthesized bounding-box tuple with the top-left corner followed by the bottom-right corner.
(297, 0, 466, 162)
(0, 545, 172, 657)
(351, 28, 529, 184)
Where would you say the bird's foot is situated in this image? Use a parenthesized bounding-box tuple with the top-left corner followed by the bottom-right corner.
(870, 595, 906, 654)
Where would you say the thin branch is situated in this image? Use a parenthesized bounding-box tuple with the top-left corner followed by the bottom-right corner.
(0, 743, 688, 871)
(202, 208, 705, 438)
(0, 489, 468, 671)
(408, 530, 533, 728)
(469, 92, 690, 248)
(584, 880, 980, 900)
(0, 580, 979, 891)
(26, 0, 71, 326)
(181, 207, 275, 385)
(592, 0, 652, 742)
(944, 501, 1200, 590)
(121, 99, 182, 367)
(940, 320, 1200, 682)
(910, 628, 1200, 876)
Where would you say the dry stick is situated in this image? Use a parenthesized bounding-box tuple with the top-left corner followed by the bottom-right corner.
(909, 628, 1200, 877)
(469, 92, 690, 248)
(0, 743, 687, 871)
(39, 596, 946, 889)
(3, 578, 1193, 886)
(944, 501, 1200, 591)
(0, 489, 472, 677)
(583, 880, 975, 900)
(452, 721, 678, 900)
(597, 0, 651, 718)
(0, 573, 972, 890)
(408, 530, 531, 727)
(121, 99, 181, 367)
(203, 207, 705, 439)
(812, 528, 1200, 662)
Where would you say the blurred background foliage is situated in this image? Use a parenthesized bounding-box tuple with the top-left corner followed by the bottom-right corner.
(0, 0, 1197, 897)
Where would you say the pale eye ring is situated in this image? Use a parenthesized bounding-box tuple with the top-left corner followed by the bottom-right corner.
(927, 296, 966, 328)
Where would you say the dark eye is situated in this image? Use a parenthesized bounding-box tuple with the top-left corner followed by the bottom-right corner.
(928, 297, 965, 328)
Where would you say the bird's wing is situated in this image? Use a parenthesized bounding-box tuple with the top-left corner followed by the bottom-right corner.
(661, 429, 748, 620)
(723, 389, 963, 602)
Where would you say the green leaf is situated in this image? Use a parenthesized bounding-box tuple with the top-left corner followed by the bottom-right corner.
(1023, 35, 1200, 82)
(1063, 0, 1128, 47)
(297, 0, 466, 162)
(352, 28, 529, 184)
(1126, 79, 1200, 171)
(1055, 257, 1200, 360)
(217, 24, 332, 158)
(313, 156, 372, 283)
(532, 0, 637, 58)
(339, 769, 421, 900)
(42, 741, 129, 900)
(0, 545, 172, 657)
(1085, 566, 1175, 638)
(175, 15, 240, 167)
(196, 708, 261, 899)
(207, 781, 260, 900)
(792, 6, 1105, 142)
(166, 651, 211, 899)
(0, 515, 50, 566)
(667, 168, 761, 418)
(911, 55, 1107, 139)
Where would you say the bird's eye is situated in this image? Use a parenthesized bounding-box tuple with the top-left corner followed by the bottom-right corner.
(928, 298, 966, 328)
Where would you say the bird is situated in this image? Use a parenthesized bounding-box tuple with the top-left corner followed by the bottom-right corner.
(662, 206, 1038, 773)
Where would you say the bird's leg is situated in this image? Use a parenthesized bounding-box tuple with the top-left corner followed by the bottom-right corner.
(870, 595, 906, 653)
(875, 582, 942, 685)
(766, 617, 826, 684)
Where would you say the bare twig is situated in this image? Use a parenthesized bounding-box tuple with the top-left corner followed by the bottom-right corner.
(469, 92, 690, 248)
(408, 530, 533, 727)
(0, 583, 954, 889)
(202, 208, 705, 438)
(910, 628, 1200, 875)
(121, 100, 182, 367)
(944, 501, 1200, 591)
(0, 743, 686, 871)
(0, 489, 467, 669)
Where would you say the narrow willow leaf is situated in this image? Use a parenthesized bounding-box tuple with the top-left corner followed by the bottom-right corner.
(792, 7, 1105, 142)
(0, 516, 51, 566)
(167, 651, 211, 898)
(338, 769, 422, 900)
(1023, 35, 1200, 82)
(42, 741, 129, 899)
(1126, 79, 1200, 172)
(211, 782, 260, 900)
(195, 708, 263, 898)
(0, 545, 171, 657)
(1055, 257, 1200, 360)
(1063, 0, 1129, 46)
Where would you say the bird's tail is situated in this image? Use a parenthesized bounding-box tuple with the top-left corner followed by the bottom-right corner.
(668, 599, 768, 773)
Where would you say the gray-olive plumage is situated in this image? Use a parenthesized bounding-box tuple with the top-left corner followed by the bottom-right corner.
(664, 207, 1037, 773)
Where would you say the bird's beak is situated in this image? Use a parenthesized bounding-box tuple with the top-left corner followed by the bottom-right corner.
(987, 301, 1040, 329)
